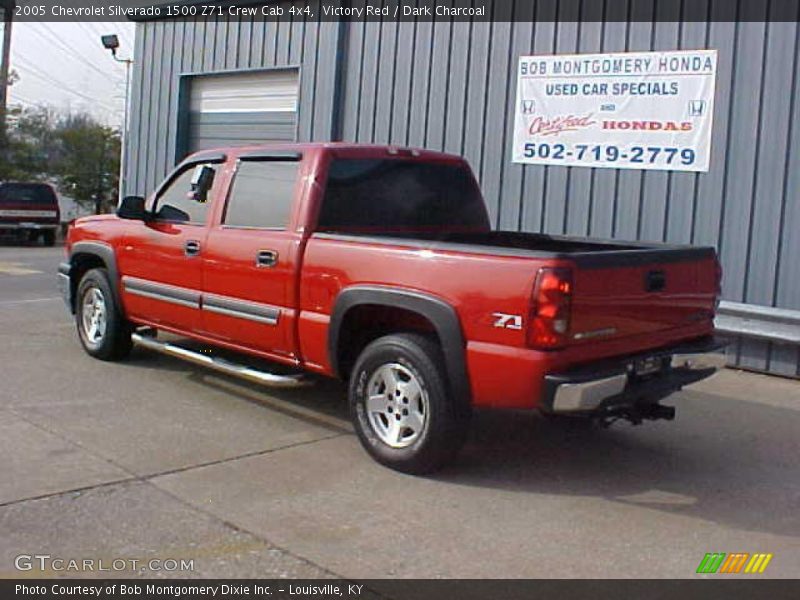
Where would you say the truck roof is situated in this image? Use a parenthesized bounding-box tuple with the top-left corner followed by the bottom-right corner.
(183, 142, 464, 165)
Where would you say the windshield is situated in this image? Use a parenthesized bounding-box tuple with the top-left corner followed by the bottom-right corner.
(0, 183, 58, 206)
(317, 159, 489, 233)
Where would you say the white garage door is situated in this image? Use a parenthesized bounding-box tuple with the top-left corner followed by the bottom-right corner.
(187, 69, 299, 153)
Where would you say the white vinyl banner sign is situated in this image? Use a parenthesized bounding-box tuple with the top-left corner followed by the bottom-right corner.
(512, 50, 717, 172)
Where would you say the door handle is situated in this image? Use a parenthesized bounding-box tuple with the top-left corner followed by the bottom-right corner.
(256, 249, 278, 268)
(185, 240, 201, 256)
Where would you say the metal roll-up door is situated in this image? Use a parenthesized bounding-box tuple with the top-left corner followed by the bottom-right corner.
(187, 69, 299, 153)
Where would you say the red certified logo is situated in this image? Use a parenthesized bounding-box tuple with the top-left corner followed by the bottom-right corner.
(529, 113, 596, 136)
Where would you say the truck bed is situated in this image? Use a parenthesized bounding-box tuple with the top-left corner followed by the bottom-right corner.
(310, 229, 718, 351)
(314, 230, 716, 267)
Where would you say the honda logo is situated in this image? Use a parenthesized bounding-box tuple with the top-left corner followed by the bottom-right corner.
(688, 100, 706, 117)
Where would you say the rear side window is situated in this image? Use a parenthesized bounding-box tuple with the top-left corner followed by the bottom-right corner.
(153, 163, 220, 224)
(223, 160, 299, 229)
(0, 183, 57, 205)
(317, 159, 489, 232)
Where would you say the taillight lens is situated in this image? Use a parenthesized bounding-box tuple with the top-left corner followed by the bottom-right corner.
(714, 258, 722, 311)
(528, 267, 573, 349)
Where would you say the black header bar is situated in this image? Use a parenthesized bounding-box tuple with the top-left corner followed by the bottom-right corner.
(7, 0, 800, 23)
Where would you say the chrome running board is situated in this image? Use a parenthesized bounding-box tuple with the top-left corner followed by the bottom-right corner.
(131, 332, 308, 388)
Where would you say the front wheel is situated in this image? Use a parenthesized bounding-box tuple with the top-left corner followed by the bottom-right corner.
(76, 268, 133, 361)
(349, 333, 470, 474)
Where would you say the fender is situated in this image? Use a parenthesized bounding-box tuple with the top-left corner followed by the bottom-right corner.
(67, 241, 123, 316)
(329, 285, 471, 405)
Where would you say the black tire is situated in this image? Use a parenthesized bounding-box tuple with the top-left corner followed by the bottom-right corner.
(75, 268, 133, 361)
(42, 230, 56, 246)
(349, 333, 470, 474)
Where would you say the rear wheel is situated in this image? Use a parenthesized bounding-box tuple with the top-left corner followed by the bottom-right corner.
(76, 268, 132, 360)
(349, 333, 470, 474)
(42, 230, 56, 246)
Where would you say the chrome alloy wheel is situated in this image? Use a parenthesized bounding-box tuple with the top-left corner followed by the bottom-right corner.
(365, 363, 428, 448)
(80, 286, 107, 348)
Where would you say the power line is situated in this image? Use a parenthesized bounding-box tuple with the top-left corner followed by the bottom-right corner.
(18, 67, 115, 111)
(74, 22, 103, 47)
(114, 24, 136, 54)
(11, 56, 123, 126)
(14, 55, 120, 112)
(28, 23, 125, 84)
(119, 29, 135, 53)
(9, 93, 37, 105)
(84, 21, 105, 37)
(36, 22, 126, 83)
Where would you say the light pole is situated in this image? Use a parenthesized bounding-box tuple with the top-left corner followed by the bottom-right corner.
(101, 34, 132, 205)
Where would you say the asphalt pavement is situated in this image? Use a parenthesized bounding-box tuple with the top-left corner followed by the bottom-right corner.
(1, 244, 798, 579)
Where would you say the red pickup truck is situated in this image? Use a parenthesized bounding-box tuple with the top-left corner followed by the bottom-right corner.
(59, 143, 724, 473)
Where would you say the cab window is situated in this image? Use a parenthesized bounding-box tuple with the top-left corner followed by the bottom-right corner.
(152, 163, 219, 224)
(223, 160, 299, 229)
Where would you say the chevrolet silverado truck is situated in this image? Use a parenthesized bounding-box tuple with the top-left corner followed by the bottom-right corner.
(0, 182, 60, 245)
(58, 143, 725, 473)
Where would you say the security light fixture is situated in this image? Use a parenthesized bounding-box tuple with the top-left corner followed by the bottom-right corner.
(101, 34, 120, 54)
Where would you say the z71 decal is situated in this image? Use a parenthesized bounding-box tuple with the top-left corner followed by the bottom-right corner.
(492, 312, 523, 330)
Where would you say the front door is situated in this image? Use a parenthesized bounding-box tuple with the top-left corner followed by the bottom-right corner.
(201, 156, 302, 359)
(119, 161, 223, 333)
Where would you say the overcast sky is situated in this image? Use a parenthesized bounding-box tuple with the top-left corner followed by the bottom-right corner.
(5, 21, 136, 127)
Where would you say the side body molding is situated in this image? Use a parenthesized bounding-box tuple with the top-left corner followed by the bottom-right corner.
(68, 241, 122, 314)
(328, 286, 471, 405)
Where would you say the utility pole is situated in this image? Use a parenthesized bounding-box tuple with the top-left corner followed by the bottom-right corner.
(0, 1, 15, 155)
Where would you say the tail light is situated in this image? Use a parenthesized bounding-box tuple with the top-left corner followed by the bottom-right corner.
(714, 258, 723, 311)
(528, 267, 573, 349)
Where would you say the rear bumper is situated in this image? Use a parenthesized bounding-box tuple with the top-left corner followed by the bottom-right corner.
(542, 336, 726, 414)
(0, 222, 58, 231)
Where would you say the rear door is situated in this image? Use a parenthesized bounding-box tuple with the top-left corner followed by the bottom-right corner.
(118, 160, 224, 332)
(201, 153, 303, 359)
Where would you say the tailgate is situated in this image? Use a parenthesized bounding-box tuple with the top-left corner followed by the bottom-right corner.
(568, 249, 718, 344)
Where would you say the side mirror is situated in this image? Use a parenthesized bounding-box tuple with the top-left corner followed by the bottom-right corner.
(117, 195, 147, 220)
(188, 165, 215, 203)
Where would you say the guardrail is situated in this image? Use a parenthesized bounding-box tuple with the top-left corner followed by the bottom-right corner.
(715, 301, 800, 344)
